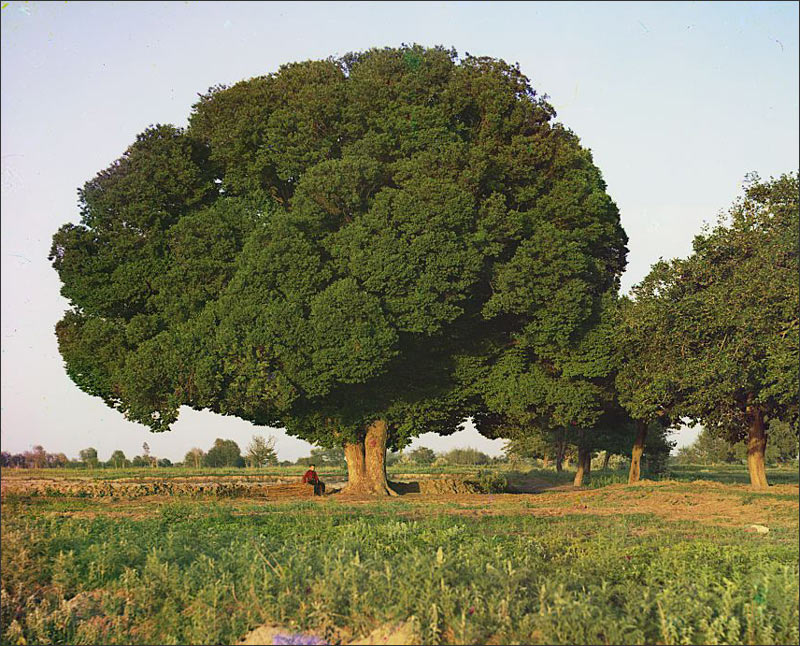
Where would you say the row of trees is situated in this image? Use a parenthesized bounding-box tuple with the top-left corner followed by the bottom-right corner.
(184, 435, 279, 468)
(49, 45, 797, 492)
(0, 446, 69, 469)
(294, 445, 495, 467)
(1, 436, 279, 469)
(1, 439, 493, 470)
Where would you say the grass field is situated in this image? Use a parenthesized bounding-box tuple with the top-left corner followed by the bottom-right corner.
(1, 464, 798, 645)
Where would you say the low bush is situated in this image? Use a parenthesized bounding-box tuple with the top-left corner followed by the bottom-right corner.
(474, 469, 508, 494)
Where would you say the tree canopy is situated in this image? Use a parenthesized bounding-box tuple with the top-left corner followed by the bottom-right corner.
(50, 45, 627, 493)
(616, 173, 799, 488)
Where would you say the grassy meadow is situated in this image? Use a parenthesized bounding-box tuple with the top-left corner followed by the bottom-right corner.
(1, 464, 798, 645)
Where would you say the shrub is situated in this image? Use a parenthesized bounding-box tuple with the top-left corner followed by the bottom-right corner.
(474, 469, 507, 493)
(441, 448, 490, 465)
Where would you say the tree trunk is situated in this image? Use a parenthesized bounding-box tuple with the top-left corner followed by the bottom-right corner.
(364, 419, 398, 496)
(343, 420, 398, 496)
(563, 455, 571, 470)
(602, 452, 611, 470)
(746, 403, 769, 490)
(628, 420, 647, 484)
(344, 440, 366, 490)
(542, 455, 550, 469)
(555, 430, 566, 472)
(573, 446, 591, 487)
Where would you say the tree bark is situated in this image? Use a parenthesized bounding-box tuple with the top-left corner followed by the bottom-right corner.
(602, 452, 611, 470)
(542, 455, 550, 469)
(746, 403, 769, 490)
(628, 420, 648, 484)
(555, 430, 565, 472)
(344, 440, 367, 490)
(342, 420, 398, 496)
(573, 446, 591, 487)
(364, 419, 398, 496)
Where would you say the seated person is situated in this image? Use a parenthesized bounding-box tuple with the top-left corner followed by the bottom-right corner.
(302, 464, 325, 495)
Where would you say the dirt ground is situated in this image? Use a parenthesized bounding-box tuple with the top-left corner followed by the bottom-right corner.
(4, 471, 796, 531)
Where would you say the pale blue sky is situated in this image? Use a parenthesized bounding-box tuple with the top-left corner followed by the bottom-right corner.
(2, 1, 798, 462)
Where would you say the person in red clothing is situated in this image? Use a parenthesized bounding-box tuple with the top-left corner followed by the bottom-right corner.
(302, 464, 325, 496)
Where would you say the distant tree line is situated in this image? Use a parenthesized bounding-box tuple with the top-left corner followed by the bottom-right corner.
(675, 420, 799, 466)
(0, 435, 277, 470)
(0, 438, 507, 470)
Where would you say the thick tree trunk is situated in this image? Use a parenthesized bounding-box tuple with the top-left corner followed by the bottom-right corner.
(344, 440, 367, 490)
(364, 419, 398, 496)
(573, 446, 591, 487)
(628, 420, 648, 484)
(746, 404, 769, 490)
(342, 421, 398, 496)
(542, 455, 550, 469)
(602, 452, 611, 470)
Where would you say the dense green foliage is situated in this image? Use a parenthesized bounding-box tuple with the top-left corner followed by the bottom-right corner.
(50, 45, 627, 454)
(439, 448, 491, 466)
(204, 438, 244, 468)
(405, 446, 437, 465)
(473, 290, 644, 479)
(617, 173, 799, 441)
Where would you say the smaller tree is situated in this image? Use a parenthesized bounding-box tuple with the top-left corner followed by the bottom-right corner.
(131, 455, 148, 467)
(47, 452, 68, 468)
(676, 428, 735, 465)
(206, 438, 244, 467)
(157, 457, 172, 467)
(764, 419, 800, 465)
(407, 446, 436, 465)
(246, 435, 278, 468)
(109, 450, 128, 468)
(79, 447, 99, 468)
(142, 442, 157, 468)
(618, 174, 798, 489)
(29, 445, 48, 469)
(184, 447, 206, 469)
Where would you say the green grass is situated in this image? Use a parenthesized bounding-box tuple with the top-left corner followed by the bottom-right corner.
(0, 463, 497, 482)
(3, 461, 797, 486)
(2, 493, 797, 645)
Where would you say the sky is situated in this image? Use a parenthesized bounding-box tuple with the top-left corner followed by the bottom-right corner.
(1, 1, 798, 463)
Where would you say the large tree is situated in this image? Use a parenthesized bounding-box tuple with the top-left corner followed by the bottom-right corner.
(617, 173, 798, 489)
(50, 46, 627, 495)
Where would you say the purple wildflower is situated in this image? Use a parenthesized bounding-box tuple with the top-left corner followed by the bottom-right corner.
(273, 633, 328, 645)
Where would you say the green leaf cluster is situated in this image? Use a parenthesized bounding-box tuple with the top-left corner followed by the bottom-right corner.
(617, 173, 799, 442)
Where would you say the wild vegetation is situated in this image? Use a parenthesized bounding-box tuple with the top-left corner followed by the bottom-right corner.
(1, 464, 797, 645)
